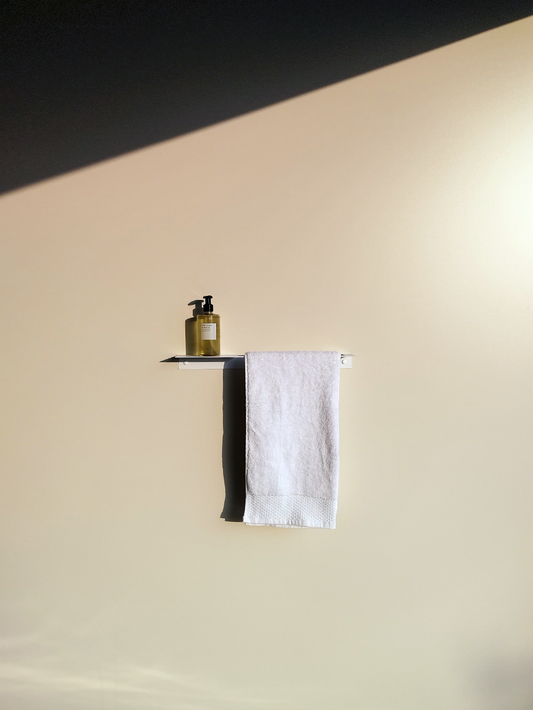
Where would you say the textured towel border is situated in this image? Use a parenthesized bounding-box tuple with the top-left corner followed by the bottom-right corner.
(244, 493, 337, 528)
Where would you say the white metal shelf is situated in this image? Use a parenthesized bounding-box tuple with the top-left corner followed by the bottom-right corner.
(162, 354, 353, 370)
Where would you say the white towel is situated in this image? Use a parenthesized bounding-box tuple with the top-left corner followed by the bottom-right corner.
(243, 351, 340, 528)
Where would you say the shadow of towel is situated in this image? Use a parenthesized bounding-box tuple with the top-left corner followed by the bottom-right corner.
(220, 366, 246, 521)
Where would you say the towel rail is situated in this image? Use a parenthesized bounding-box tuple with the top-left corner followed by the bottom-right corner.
(161, 354, 353, 370)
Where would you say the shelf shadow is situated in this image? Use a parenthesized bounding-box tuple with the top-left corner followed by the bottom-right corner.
(221, 366, 246, 522)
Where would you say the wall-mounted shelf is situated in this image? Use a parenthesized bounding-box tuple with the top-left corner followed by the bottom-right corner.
(161, 354, 353, 370)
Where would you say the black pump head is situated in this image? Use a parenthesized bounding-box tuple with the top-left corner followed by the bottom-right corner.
(188, 299, 203, 317)
(203, 295, 213, 313)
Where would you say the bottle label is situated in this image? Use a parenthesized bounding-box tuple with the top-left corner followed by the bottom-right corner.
(201, 323, 217, 340)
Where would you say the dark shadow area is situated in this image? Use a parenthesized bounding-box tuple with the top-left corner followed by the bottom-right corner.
(221, 366, 246, 522)
(2, 0, 533, 194)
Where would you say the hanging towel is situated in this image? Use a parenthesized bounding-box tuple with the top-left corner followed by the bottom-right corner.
(243, 351, 340, 528)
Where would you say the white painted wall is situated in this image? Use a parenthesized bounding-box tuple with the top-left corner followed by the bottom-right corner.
(1, 16, 532, 710)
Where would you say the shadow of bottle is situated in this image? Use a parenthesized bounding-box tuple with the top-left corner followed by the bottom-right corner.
(220, 365, 246, 522)
(185, 299, 204, 355)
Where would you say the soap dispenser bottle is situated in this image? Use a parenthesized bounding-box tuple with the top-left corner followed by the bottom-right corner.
(197, 295, 220, 356)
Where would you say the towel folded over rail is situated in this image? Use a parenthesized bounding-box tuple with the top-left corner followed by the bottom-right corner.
(243, 351, 340, 528)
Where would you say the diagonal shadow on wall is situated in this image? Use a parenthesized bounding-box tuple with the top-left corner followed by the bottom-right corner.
(2, 0, 533, 195)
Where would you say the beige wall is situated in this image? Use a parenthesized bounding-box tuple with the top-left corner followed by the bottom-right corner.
(1, 16, 532, 710)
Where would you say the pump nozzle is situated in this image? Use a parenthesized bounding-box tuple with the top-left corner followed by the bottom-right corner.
(203, 295, 214, 313)
(188, 299, 204, 317)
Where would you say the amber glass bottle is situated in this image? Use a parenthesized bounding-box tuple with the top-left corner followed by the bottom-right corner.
(197, 295, 220, 356)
